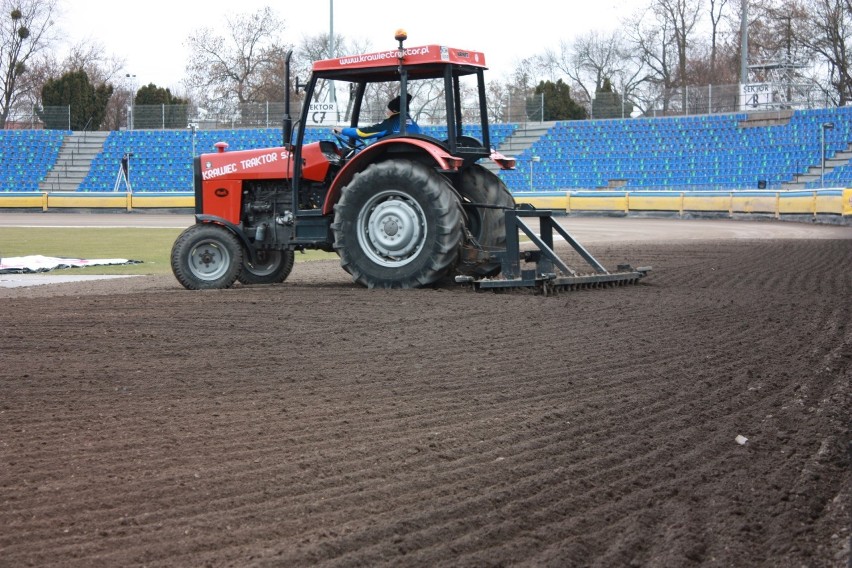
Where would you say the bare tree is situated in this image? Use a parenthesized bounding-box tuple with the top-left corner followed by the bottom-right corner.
(623, 0, 718, 115)
(658, 0, 704, 108)
(500, 56, 542, 122)
(486, 79, 508, 123)
(545, 32, 622, 102)
(543, 31, 645, 117)
(624, 5, 679, 114)
(708, 0, 731, 77)
(62, 40, 125, 85)
(184, 6, 292, 112)
(294, 33, 371, 106)
(0, 0, 57, 128)
(794, 0, 852, 104)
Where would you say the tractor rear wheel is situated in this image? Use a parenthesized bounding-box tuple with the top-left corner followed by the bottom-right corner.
(332, 160, 463, 289)
(457, 164, 516, 277)
(171, 223, 243, 290)
(237, 249, 295, 285)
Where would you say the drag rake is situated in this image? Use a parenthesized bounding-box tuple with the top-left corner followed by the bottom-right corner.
(456, 207, 651, 294)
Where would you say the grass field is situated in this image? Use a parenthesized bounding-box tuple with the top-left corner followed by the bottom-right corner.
(0, 227, 338, 275)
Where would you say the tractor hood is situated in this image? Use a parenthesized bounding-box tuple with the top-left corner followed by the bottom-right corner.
(199, 145, 292, 181)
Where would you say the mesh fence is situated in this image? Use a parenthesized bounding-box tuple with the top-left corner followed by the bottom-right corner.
(2, 80, 839, 130)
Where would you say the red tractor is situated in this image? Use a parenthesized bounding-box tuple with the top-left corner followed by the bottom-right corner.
(171, 32, 648, 291)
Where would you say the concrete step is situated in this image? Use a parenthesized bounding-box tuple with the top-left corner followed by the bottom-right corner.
(40, 131, 108, 192)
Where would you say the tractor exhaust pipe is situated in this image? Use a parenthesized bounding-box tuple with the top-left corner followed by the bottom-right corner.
(282, 50, 293, 149)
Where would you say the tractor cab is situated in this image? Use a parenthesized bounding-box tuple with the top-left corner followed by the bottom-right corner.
(287, 30, 498, 197)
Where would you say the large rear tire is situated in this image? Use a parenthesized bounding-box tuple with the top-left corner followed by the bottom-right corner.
(171, 224, 243, 290)
(237, 249, 295, 285)
(331, 160, 463, 289)
(457, 164, 516, 277)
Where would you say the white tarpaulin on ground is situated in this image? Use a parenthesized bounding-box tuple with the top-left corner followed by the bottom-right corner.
(0, 255, 142, 274)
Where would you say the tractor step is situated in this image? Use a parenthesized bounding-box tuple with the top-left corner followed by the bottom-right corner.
(456, 206, 652, 293)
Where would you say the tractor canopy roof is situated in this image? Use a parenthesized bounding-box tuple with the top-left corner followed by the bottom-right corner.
(311, 45, 488, 82)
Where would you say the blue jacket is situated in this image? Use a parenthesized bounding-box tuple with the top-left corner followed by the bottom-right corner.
(341, 112, 421, 140)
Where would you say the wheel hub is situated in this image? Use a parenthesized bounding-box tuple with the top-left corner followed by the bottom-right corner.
(366, 199, 422, 259)
(358, 193, 426, 267)
(189, 241, 230, 279)
(383, 218, 399, 237)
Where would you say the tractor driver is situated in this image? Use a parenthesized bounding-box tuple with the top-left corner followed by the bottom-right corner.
(332, 93, 421, 141)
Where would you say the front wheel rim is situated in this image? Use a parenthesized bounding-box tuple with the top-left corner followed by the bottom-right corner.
(188, 239, 232, 280)
(246, 250, 281, 276)
(357, 190, 426, 267)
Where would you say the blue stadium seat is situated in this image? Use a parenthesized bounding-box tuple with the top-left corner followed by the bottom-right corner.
(8, 106, 843, 195)
(0, 129, 69, 191)
(496, 106, 852, 192)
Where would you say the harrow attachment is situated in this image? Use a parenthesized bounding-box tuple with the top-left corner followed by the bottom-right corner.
(456, 207, 651, 294)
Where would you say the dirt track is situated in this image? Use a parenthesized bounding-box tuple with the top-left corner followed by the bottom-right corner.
(1, 226, 850, 566)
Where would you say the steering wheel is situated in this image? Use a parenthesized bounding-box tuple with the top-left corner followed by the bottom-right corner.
(333, 131, 365, 157)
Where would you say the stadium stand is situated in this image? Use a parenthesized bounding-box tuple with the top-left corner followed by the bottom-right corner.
(75, 123, 518, 191)
(497, 106, 852, 192)
(0, 129, 69, 191)
(2, 108, 848, 193)
(417, 123, 518, 149)
(78, 129, 285, 192)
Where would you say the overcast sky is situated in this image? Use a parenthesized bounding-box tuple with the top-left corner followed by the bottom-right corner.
(59, 0, 647, 92)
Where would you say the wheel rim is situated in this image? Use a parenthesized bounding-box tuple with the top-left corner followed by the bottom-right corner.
(246, 250, 281, 276)
(357, 189, 426, 267)
(188, 239, 232, 280)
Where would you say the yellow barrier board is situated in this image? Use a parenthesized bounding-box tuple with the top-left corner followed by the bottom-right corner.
(777, 194, 815, 214)
(816, 192, 844, 214)
(131, 194, 195, 208)
(682, 194, 731, 212)
(515, 195, 568, 210)
(0, 194, 44, 208)
(47, 194, 130, 209)
(628, 193, 682, 211)
(731, 194, 777, 214)
(1, 189, 848, 220)
(568, 195, 628, 212)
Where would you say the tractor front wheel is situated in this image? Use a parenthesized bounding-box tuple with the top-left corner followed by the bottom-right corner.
(332, 160, 463, 289)
(171, 223, 243, 290)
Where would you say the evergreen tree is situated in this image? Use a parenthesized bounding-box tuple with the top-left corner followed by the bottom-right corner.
(526, 79, 586, 121)
(133, 83, 189, 128)
(39, 70, 112, 130)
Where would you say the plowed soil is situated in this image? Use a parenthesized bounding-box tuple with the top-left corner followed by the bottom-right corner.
(1, 236, 850, 567)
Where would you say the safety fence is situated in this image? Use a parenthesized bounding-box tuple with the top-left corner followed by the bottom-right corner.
(5, 80, 839, 131)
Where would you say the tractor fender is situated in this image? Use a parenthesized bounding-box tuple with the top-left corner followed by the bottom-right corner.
(321, 138, 462, 216)
(195, 214, 259, 263)
(490, 149, 516, 170)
